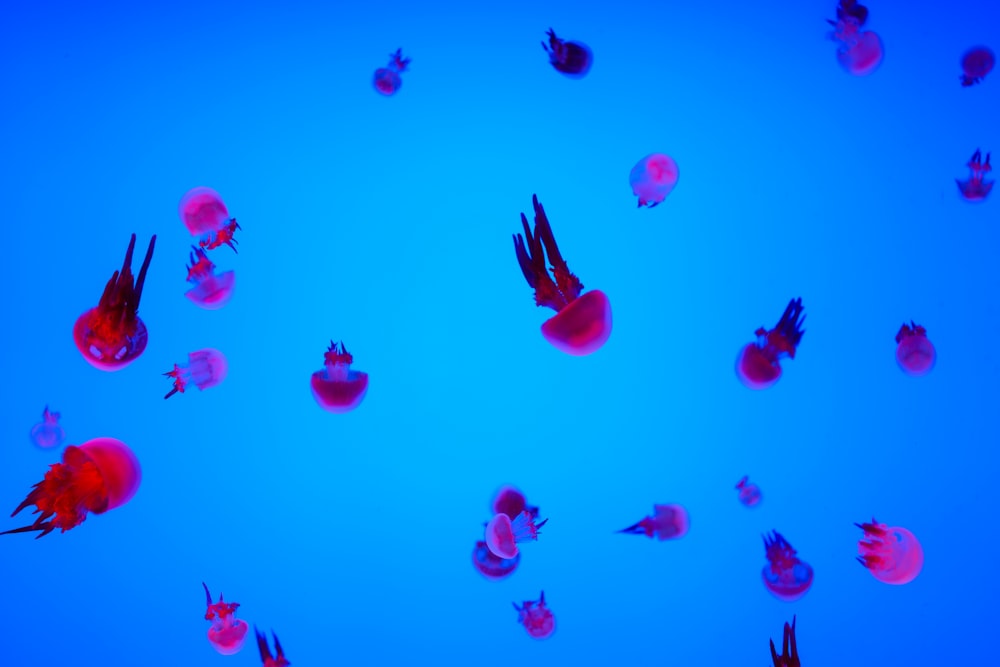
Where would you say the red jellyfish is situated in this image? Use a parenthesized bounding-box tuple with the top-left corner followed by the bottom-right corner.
(255, 627, 290, 667)
(542, 28, 592, 78)
(513, 591, 556, 640)
(310, 340, 369, 413)
(769, 616, 800, 667)
(956, 149, 993, 202)
(185, 247, 235, 309)
(29, 406, 66, 450)
(373, 48, 410, 96)
(491, 485, 539, 520)
(735, 476, 763, 507)
(200, 218, 241, 253)
(513, 195, 612, 355)
(895, 321, 935, 377)
(1, 437, 140, 538)
(629, 153, 679, 208)
(202, 582, 249, 655)
(960, 46, 994, 87)
(164, 348, 229, 399)
(827, 0, 883, 76)
(73, 234, 156, 371)
(617, 504, 689, 540)
(472, 540, 521, 580)
(736, 298, 805, 390)
(856, 518, 924, 585)
(485, 510, 548, 559)
(762, 531, 814, 602)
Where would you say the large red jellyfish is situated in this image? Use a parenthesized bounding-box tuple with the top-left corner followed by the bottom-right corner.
(513, 591, 556, 640)
(29, 405, 66, 450)
(542, 28, 592, 78)
(185, 246, 235, 309)
(1, 437, 140, 538)
(956, 149, 993, 202)
(769, 616, 800, 667)
(856, 518, 923, 585)
(629, 153, 679, 208)
(960, 46, 994, 87)
(73, 234, 156, 371)
(513, 195, 612, 355)
(617, 504, 689, 540)
(202, 582, 249, 655)
(735, 476, 762, 507)
(736, 298, 805, 390)
(491, 485, 539, 520)
(762, 531, 814, 602)
(255, 627, 290, 667)
(164, 348, 229, 399)
(827, 1, 883, 76)
(895, 321, 935, 376)
(373, 48, 410, 96)
(485, 510, 548, 560)
(310, 340, 369, 413)
(472, 540, 521, 580)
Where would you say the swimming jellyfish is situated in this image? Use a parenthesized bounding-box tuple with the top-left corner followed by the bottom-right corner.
(485, 510, 548, 559)
(956, 149, 993, 202)
(735, 476, 762, 507)
(541, 28, 592, 78)
(29, 406, 66, 449)
(373, 48, 410, 96)
(310, 340, 369, 413)
(856, 518, 923, 584)
(472, 540, 521, 580)
(895, 321, 935, 377)
(827, 0, 883, 76)
(73, 234, 156, 371)
(513, 591, 556, 640)
(491, 485, 539, 520)
(255, 627, 290, 667)
(769, 616, 800, 667)
(736, 298, 805, 390)
(629, 153, 679, 208)
(762, 531, 814, 601)
(617, 504, 689, 540)
(513, 194, 612, 355)
(960, 46, 994, 87)
(164, 348, 229, 399)
(185, 246, 235, 309)
(178, 187, 241, 252)
(1, 437, 140, 538)
(202, 582, 249, 655)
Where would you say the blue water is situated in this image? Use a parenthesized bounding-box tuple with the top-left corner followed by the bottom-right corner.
(2, 1, 998, 665)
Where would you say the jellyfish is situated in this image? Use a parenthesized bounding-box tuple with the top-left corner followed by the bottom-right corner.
(199, 218, 241, 253)
(542, 28, 592, 78)
(491, 485, 539, 520)
(310, 340, 369, 413)
(472, 540, 521, 580)
(960, 46, 994, 86)
(485, 510, 548, 560)
(255, 627, 290, 667)
(762, 531, 814, 602)
(827, 1, 883, 76)
(617, 504, 689, 540)
(513, 591, 556, 640)
(179, 186, 231, 236)
(895, 321, 935, 377)
(736, 298, 805, 390)
(29, 406, 66, 450)
(184, 246, 236, 309)
(513, 194, 612, 355)
(769, 616, 800, 667)
(629, 153, 679, 208)
(956, 149, 993, 202)
(1, 437, 140, 538)
(73, 234, 156, 371)
(856, 518, 924, 585)
(202, 582, 249, 655)
(164, 348, 229, 399)
(373, 48, 410, 96)
(735, 476, 762, 507)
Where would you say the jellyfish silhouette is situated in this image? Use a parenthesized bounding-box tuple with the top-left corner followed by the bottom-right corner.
(895, 321, 935, 377)
(960, 46, 994, 86)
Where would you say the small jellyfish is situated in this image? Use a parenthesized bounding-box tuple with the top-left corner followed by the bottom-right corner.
(617, 504, 689, 540)
(373, 48, 410, 96)
(255, 627, 290, 667)
(956, 149, 993, 202)
(827, 1, 883, 76)
(769, 615, 800, 667)
(1, 437, 140, 538)
(735, 476, 763, 507)
(164, 348, 229, 399)
(485, 510, 548, 560)
(29, 406, 66, 450)
(513, 591, 556, 640)
(629, 153, 679, 208)
(960, 46, 994, 87)
(895, 321, 935, 377)
(491, 485, 539, 520)
(856, 518, 924, 585)
(736, 298, 806, 390)
(472, 540, 521, 580)
(513, 195, 612, 355)
(202, 582, 249, 655)
(762, 531, 814, 602)
(184, 246, 236, 309)
(179, 186, 231, 236)
(310, 340, 369, 413)
(541, 28, 592, 78)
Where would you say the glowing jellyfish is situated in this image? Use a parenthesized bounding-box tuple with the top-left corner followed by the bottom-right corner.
(164, 348, 229, 399)
(956, 149, 993, 202)
(310, 340, 369, 413)
(736, 298, 806, 390)
(202, 582, 249, 655)
(255, 627, 289, 667)
(895, 321, 935, 377)
(769, 616, 800, 667)
(542, 28, 592, 78)
(485, 510, 548, 559)
(472, 540, 521, 580)
(960, 46, 994, 87)
(629, 153, 679, 208)
(513, 194, 612, 355)
(856, 518, 923, 585)
(827, 1, 883, 76)
(199, 218, 241, 253)
(735, 476, 762, 507)
(73, 234, 156, 371)
(491, 485, 539, 520)
(373, 48, 410, 96)
(762, 531, 814, 602)
(184, 247, 235, 309)
(29, 406, 66, 450)
(513, 591, 556, 640)
(617, 504, 689, 540)
(1, 437, 140, 538)
(179, 187, 230, 236)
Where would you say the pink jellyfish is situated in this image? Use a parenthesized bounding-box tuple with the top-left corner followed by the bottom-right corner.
(960, 46, 994, 87)
(164, 348, 229, 399)
(735, 476, 762, 507)
(491, 485, 539, 520)
(827, 0, 883, 76)
(472, 540, 521, 580)
(542, 29, 592, 78)
(956, 149, 993, 202)
(762, 531, 814, 602)
(513, 194, 612, 355)
(255, 627, 289, 667)
(895, 321, 935, 377)
(617, 504, 689, 540)
(179, 187, 230, 236)
(736, 298, 806, 390)
(373, 48, 410, 96)
(199, 218, 241, 253)
(769, 616, 800, 667)
(185, 247, 235, 309)
(202, 582, 249, 655)
(485, 510, 548, 559)
(310, 340, 369, 413)
(856, 518, 923, 584)
(513, 591, 556, 640)
(29, 406, 66, 450)
(629, 153, 679, 208)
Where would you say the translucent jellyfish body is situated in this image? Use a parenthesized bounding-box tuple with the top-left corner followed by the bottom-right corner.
(618, 504, 689, 540)
(310, 340, 369, 413)
(956, 149, 993, 202)
(629, 153, 679, 208)
(761, 531, 813, 602)
(491, 485, 539, 520)
(856, 518, 923, 585)
(485, 510, 548, 559)
(828, 2, 883, 76)
(185, 247, 235, 309)
(373, 48, 410, 96)
(472, 540, 521, 580)
(513, 591, 556, 640)
(960, 46, 995, 87)
(736, 298, 805, 390)
(542, 28, 592, 78)
(29, 406, 66, 449)
(203, 582, 249, 655)
(164, 349, 229, 399)
(179, 187, 231, 236)
(895, 321, 935, 377)
(735, 476, 762, 507)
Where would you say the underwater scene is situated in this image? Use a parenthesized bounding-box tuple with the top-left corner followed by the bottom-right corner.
(1, 0, 998, 665)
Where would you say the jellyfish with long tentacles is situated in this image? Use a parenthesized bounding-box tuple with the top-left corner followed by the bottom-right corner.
(736, 298, 805, 390)
(513, 591, 556, 640)
(164, 349, 229, 399)
(856, 518, 923, 584)
(960, 46, 994, 87)
(956, 149, 993, 201)
(485, 510, 548, 559)
(895, 321, 935, 376)
(762, 531, 814, 602)
(617, 504, 689, 540)
(373, 48, 410, 96)
(310, 340, 369, 413)
(542, 29, 592, 78)
(29, 406, 66, 450)
(202, 582, 249, 655)
(770, 616, 800, 667)
(185, 247, 235, 309)
(255, 626, 290, 667)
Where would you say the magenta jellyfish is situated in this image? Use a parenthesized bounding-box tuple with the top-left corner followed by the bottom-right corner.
(373, 48, 410, 96)
(735, 476, 762, 507)
(485, 510, 548, 559)
(762, 531, 814, 602)
(827, 0, 883, 76)
(491, 485, 539, 520)
(513, 194, 612, 355)
(542, 28, 592, 78)
(164, 349, 228, 399)
(185, 246, 235, 310)
(895, 321, 935, 377)
(202, 582, 249, 655)
(617, 504, 689, 540)
(736, 298, 806, 390)
(310, 340, 369, 413)
(199, 218, 241, 253)
(472, 540, 521, 580)
(29, 406, 66, 449)
(629, 153, 679, 208)
(769, 616, 800, 667)
(513, 591, 556, 640)
(255, 627, 289, 667)
(960, 46, 994, 87)
(856, 518, 923, 585)
(956, 149, 993, 202)
(179, 187, 231, 236)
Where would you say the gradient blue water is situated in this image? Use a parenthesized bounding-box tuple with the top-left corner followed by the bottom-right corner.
(1, 1, 998, 665)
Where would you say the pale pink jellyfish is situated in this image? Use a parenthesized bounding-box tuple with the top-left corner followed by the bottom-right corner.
(827, 1, 883, 76)
(735, 476, 763, 507)
(185, 247, 235, 310)
(29, 406, 66, 449)
(164, 349, 228, 399)
(485, 510, 548, 559)
(629, 153, 679, 208)
(202, 582, 249, 655)
(617, 504, 689, 540)
(895, 321, 935, 377)
(179, 187, 231, 236)
(310, 340, 369, 413)
(856, 518, 923, 584)
(513, 591, 556, 640)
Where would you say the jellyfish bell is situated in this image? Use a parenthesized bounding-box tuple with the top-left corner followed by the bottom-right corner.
(30, 406, 66, 450)
(895, 322, 935, 377)
(373, 68, 402, 95)
(960, 46, 995, 86)
(835, 29, 883, 76)
(179, 187, 230, 236)
(542, 29, 592, 78)
(736, 343, 782, 390)
(472, 540, 520, 580)
(203, 583, 250, 656)
(485, 510, 547, 559)
(761, 531, 814, 602)
(491, 485, 539, 519)
(310, 340, 369, 413)
(856, 519, 924, 585)
(186, 269, 235, 309)
(540, 289, 612, 356)
(629, 153, 679, 208)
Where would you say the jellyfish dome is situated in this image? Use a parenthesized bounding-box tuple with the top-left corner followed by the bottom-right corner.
(485, 510, 547, 560)
(179, 187, 231, 236)
(629, 153, 679, 208)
